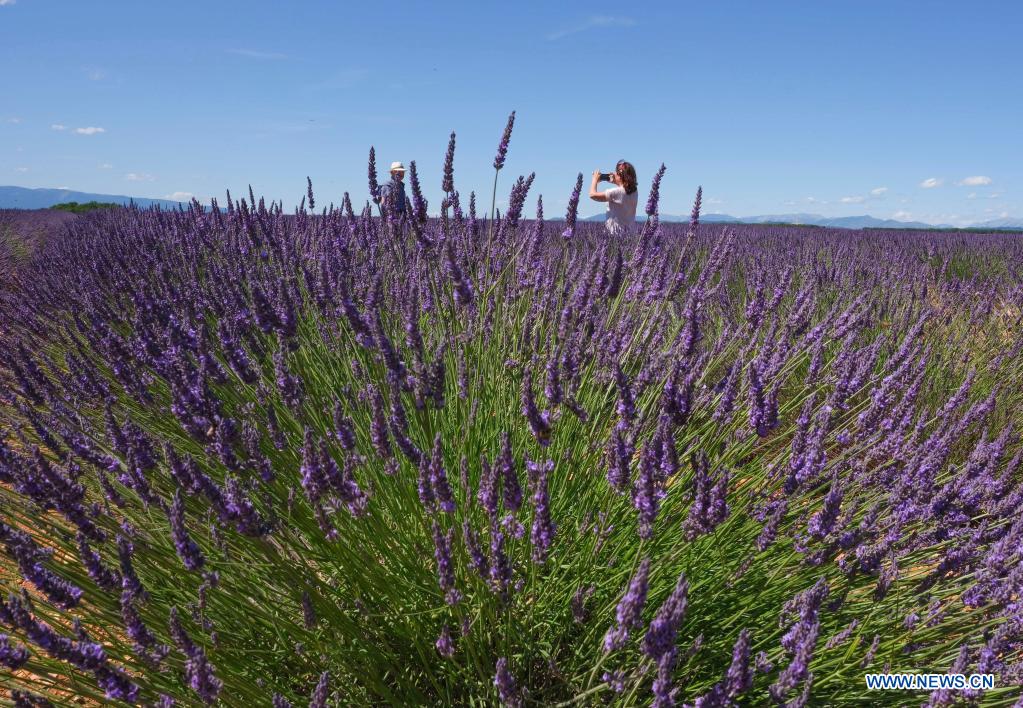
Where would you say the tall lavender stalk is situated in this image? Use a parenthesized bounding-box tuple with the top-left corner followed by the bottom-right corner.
(489, 111, 516, 242)
(562, 173, 583, 240)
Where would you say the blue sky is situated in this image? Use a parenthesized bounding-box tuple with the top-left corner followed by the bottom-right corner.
(1, 0, 1020, 225)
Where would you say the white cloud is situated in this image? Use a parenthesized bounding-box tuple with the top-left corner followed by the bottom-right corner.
(227, 48, 288, 59)
(547, 16, 636, 40)
(98, 162, 113, 169)
(51, 123, 67, 131)
(989, 193, 1001, 199)
(125, 172, 155, 182)
(165, 191, 195, 201)
(919, 177, 942, 189)
(957, 175, 991, 186)
(6, 116, 21, 124)
(805, 196, 828, 204)
(840, 196, 865, 204)
(967, 192, 977, 199)
(14, 166, 28, 173)
(869, 187, 888, 196)
(84, 66, 107, 81)
(893, 210, 913, 220)
(74, 126, 105, 135)
(0, 1, 16, 6)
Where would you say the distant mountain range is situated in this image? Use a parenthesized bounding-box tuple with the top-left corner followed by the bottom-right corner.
(584, 211, 1023, 231)
(0, 186, 186, 210)
(3, 186, 1021, 231)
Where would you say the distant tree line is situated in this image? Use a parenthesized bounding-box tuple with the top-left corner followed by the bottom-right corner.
(50, 201, 120, 214)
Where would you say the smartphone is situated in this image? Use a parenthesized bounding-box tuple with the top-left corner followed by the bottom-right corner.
(599, 173, 612, 182)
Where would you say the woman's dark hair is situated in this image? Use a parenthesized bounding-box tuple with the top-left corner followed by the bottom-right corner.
(616, 161, 638, 195)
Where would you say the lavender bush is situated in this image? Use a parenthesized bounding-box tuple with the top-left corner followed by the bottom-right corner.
(1, 121, 1022, 706)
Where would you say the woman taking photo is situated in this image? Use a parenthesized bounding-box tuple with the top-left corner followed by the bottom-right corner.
(589, 160, 638, 236)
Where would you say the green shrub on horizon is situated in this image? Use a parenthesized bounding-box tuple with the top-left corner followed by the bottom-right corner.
(50, 200, 121, 214)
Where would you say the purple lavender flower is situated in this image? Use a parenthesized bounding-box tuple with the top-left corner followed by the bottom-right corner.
(0, 520, 83, 608)
(429, 433, 456, 513)
(76, 532, 121, 591)
(683, 454, 730, 540)
(435, 624, 455, 658)
(807, 474, 844, 539)
(561, 173, 583, 240)
(301, 591, 316, 629)
(494, 657, 522, 707)
(273, 347, 303, 413)
(528, 458, 556, 563)
(603, 670, 626, 693)
(604, 557, 651, 652)
(498, 432, 522, 513)
(462, 518, 489, 579)
(368, 146, 379, 199)
(442, 131, 456, 193)
(689, 185, 703, 233)
(417, 456, 437, 512)
(320, 441, 368, 517)
(521, 370, 551, 446)
(505, 172, 535, 228)
(725, 629, 753, 698)
(606, 425, 633, 494)
(408, 160, 429, 223)
(477, 457, 499, 517)
(488, 525, 512, 598)
(272, 695, 292, 708)
(613, 362, 636, 425)
(309, 671, 330, 708)
(15, 690, 57, 707)
(369, 387, 393, 461)
(0, 633, 30, 669)
(169, 607, 222, 704)
(642, 571, 688, 661)
(859, 633, 881, 668)
(644, 162, 668, 216)
(431, 520, 462, 605)
(493, 112, 516, 171)
(121, 588, 167, 662)
(632, 441, 661, 540)
(571, 585, 595, 623)
(169, 488, 205, 571)
(652, 651, 678, 708)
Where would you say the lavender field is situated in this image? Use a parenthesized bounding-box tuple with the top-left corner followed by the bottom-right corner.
(1, 132, 1022, 706)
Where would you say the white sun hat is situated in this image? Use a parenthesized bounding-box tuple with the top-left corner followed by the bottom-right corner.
(389, 161, 406, 172)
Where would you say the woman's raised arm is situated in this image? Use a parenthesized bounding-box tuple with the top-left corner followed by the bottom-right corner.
(589, 169, 609, 202)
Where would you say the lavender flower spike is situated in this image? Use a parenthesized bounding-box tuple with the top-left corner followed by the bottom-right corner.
(562, 173, 584, 240)
(442, 131, 456, 193)
(493, 111, 516, 171)
(309, 671, 330, 708)
(521, 369, 552, 446)
(368, 146, 379, 199)
(645, 163, 667, 216)
(169, 488, 205, 572)
(0, 634, 30, 670)
(528, 459, 556, 563)
(642, 571, 688, 662)
(494, 657, 523, 707)
(604, 557, 652, 652)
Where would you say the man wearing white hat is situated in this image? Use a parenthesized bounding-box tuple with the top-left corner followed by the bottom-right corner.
(375, 161, 410, 220)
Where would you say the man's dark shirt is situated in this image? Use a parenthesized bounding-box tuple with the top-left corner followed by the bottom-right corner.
(377, 177, 409, 217)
